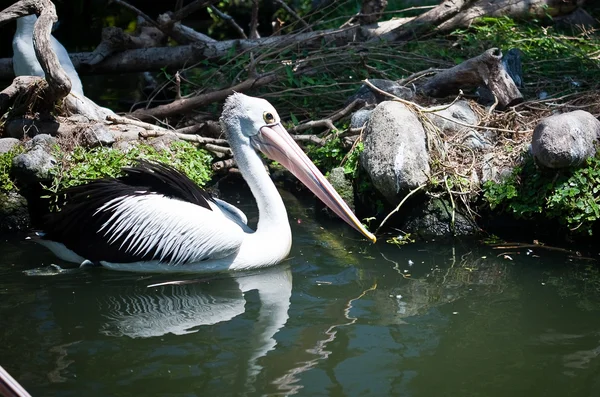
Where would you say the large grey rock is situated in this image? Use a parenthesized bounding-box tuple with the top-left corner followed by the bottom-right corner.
(0, 192, 30, 233)
(350, 109, 373, 129)
(12, 134, 57, 183)
(80, 124, 115, 148)
(25, 134, 57, 151)
(427, 100, 478, 134)
(532, 110, 600, 169)
(0, 138, 21, 154)
(360, 101, 430, 203)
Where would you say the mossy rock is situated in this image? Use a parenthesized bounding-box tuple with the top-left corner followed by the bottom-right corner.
(0, 192, 30, 233)
(402, 198, 480, 239)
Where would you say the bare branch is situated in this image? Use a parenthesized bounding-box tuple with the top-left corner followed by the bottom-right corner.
(138, 130, 229, 146)
(292, 134, 325, 145)
(289, 99, 362, 133)
(106, 114, 170, 131)
(128, 73, 280, 121)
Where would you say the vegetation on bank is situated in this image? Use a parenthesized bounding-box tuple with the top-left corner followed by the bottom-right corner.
(483, 153, 600, 236)
(0, 141, 213, 196)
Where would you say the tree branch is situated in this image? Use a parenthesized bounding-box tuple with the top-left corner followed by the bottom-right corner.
(128, 73, 280, 121)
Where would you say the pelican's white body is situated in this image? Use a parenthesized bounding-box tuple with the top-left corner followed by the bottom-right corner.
(12, 15, 84, 96)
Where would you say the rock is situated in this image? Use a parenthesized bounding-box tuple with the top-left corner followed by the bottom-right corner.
(0, 138, 21, 154)
(148, 132, 180, 152)
(325, 167, 354, 214)
(427, 100, 478, 135)
(348, 79, 414, 106)
(12, 134, 58, 183)
(25, 134, 57, 151)
(481, 152, 514, 184)
(80, 124, 115, 148)
(360, 101, 430, 203)
(350, 109, 373, 129)
(462, 130, 493, 151)
(0, 192, 30, 233)
(531, 110, 600, 169)
(113, 140, 140, 153)
(402, 198, 479, 239)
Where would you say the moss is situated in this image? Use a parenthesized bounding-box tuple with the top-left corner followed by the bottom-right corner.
(46, 141, 214, 194)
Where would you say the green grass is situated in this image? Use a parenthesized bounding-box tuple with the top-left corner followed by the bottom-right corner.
(0, 146, 24, 193)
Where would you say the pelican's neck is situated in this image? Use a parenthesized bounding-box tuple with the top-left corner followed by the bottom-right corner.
(229, 132, 293, 267)
(232, 136, 290, 233)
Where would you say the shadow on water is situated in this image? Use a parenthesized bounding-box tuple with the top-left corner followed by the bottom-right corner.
(2, 189, 600, 396)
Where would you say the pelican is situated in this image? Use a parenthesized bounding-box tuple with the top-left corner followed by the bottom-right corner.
(36, 93, 376, 272)
(12, 14, 84, 96)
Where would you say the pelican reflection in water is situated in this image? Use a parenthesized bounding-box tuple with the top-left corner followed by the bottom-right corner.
(98, 266, 292, 380)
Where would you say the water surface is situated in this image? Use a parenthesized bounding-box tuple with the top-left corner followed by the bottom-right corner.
(2, 191, 600, 397)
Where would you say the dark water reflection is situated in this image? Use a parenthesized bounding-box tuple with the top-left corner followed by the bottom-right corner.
(2, 191, 600, 396)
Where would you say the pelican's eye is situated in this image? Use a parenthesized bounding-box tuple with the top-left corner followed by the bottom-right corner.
(263, 111, 275, 124)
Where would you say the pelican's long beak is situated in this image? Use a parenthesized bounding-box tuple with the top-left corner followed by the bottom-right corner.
(253, 123, 376, 243)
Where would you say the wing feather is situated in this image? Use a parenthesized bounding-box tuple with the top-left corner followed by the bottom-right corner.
(96, 194, 245, 265)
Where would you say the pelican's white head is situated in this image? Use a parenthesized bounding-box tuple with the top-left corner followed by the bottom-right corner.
(219, 93, 377, 243)
(220, 92, 280, 145)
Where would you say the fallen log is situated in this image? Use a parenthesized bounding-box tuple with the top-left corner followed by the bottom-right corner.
(379, 0, 586, 42)
(421, 48, 523, 109)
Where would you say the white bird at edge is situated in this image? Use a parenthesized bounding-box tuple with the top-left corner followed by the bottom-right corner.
(12, 14, 85, 96)
(35, 93, 376, 273)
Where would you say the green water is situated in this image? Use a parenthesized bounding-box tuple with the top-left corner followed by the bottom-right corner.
(2, 192, 600, 396)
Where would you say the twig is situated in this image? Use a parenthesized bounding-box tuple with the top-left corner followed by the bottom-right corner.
(290, 120, 336, 134)
(204, 143, 232, 155)
(106, 114, 170, 131)
(289, 99, 361, 134)
(443, 176, 456, 232)
(138, 129, 229, 145)
(376, 184, 427, 234)
(273, 0, 311, 31)
(210, 5, 247, 39)
(291, 134, 325, 145)
(129, 73, 280, 121)
(397, 67, 445, 85)
(174, 71, 182, 100)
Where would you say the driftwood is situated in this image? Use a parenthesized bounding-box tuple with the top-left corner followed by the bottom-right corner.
(0, 0, 71, 105)
(421, 48, 523, 109)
